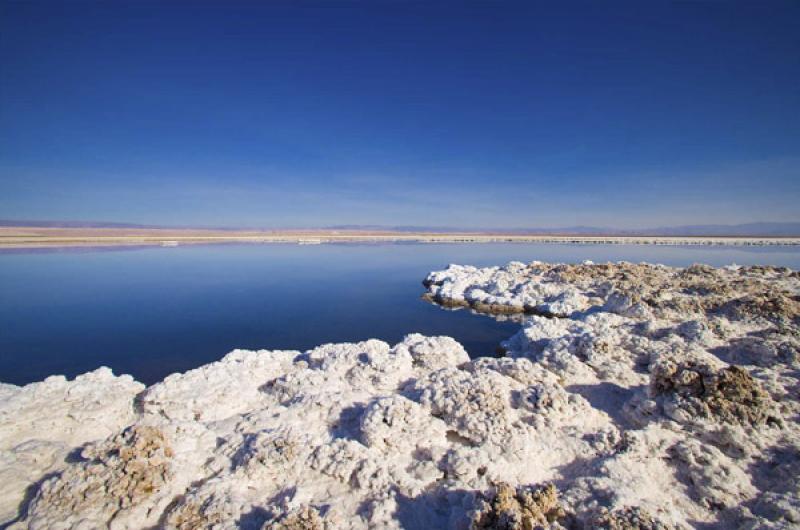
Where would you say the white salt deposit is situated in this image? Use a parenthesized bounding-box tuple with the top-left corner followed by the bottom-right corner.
(1, 261, 798, 529)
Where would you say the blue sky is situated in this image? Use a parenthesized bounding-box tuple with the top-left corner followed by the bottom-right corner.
(1, 1, 799, 229)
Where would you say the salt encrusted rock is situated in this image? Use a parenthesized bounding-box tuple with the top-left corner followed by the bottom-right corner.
(263, 341, 415, 411)
(309, 438, 374, 485)
(265, 505, 325, 530)
(162, 488, 260, 530)
(424, 262, 592, 317)
(232, 427, 307, 478)
(0, 367, 143, 525)
(721, 291, 800, 324)
(516, 380, 586, 420)
(589, 506, 679, 529)
(716, 331, 800, 368)
(467, 356, 560, 387)
(391, 333, 470, 370)
(140, 348, 298, 422)
(649, 356, 780, 427)
(469, 482, 566, 529)
(501, 313, 651, 385)
(359, 395, 448, 452)
(558, 425, 703, 528)
(27, 425, 174, 530)
(669, 438, 756, 510)
(699, 423, 764, 458)
(0, 367, 143, 447)
(407, 366, 527, 446)
(424, 261, 800, 324)
(304, 339, 414, 392)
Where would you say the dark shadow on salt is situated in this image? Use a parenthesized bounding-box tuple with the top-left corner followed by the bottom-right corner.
(565, 382, 639, 430)
(329, 402, 367, 441)
(237, 506, 271, 529)
(393, 488, 475, 530)
(0, 471, 60, 530)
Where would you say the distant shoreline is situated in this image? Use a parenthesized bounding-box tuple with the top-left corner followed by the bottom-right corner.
(1, 226, 799, 248)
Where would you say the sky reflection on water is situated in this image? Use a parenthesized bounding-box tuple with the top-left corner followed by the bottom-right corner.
(2, 242, 799, 386)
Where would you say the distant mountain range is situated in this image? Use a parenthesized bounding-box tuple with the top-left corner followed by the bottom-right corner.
(3, 220, 800, 237)
(0, 220, 162, 229)
(0, 220, 250, 231)
(330, 222, 800, 237)
(635, 223, 800, 237)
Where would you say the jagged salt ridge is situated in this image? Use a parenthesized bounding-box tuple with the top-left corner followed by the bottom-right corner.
(424, 261, 800, 527)
(1, 261, 799, 529)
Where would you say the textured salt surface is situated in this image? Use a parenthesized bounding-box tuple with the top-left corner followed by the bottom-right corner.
(1, 261, 799, 529)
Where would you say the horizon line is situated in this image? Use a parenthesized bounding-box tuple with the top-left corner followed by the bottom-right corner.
(2, 219, 800, 238)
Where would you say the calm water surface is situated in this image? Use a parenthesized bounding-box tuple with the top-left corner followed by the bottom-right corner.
(2, 242, 800, 386)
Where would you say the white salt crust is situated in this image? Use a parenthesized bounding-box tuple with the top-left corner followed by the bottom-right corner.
(1, 261, 798, 529)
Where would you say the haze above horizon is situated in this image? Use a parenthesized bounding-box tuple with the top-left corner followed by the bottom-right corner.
(1, 1, 799, 229)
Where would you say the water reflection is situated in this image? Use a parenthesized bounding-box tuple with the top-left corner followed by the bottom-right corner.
(1, 242, 798, 386)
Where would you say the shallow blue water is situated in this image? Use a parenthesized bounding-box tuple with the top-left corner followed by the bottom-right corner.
(1, 242, 799, 386)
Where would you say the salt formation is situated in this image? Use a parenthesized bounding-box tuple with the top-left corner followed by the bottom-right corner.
(0, 368, 143, 526)
(1, 262, 799, 529)
(469, 482, 565, 529)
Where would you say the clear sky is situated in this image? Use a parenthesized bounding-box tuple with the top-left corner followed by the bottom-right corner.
(1, 1, 799, 229)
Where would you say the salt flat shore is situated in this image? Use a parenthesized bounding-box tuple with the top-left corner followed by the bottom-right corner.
(1, 226, 799, 248)
(1, 261, 799, 529)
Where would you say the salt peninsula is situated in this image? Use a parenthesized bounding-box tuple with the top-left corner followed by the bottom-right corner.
(1, 260, 799, 529)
